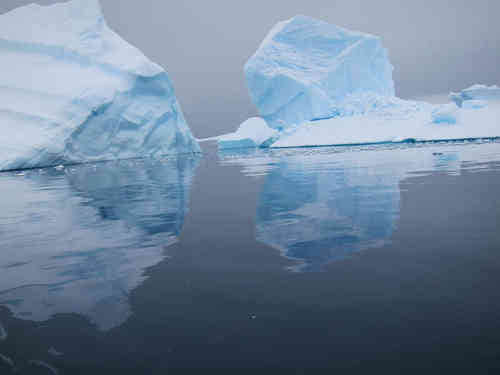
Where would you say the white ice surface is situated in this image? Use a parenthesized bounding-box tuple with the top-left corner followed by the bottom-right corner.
(0, 0, 199, 171)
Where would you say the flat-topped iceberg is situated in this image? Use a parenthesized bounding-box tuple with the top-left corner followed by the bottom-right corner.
(218, 16, 499, 150)
(0, 0, 199, 171)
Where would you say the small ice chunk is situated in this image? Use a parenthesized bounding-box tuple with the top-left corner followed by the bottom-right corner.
(218, 117, 278, 149)
(48, 347, 64, 357)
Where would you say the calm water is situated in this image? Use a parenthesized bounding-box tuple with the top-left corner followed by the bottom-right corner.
(1, 141, 500, 373)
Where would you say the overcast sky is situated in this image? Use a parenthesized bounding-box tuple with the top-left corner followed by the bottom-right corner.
(1, 0, 499, 137)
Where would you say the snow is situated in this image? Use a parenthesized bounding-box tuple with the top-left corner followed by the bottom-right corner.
(218, 117, 278, 149)
(220, 17, 500, 150)
(244, 15, 394, 129)
(0, 0, 199, 172)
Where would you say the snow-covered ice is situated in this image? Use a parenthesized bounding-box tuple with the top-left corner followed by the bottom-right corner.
(220, 16, 499, 150)
(0, 0, 199, 171)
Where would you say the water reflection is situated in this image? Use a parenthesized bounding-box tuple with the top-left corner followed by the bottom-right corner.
(220, 141, 500, 270)
(0, 156, 199, 330)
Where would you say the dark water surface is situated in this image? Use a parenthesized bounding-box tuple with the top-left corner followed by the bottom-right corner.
(1, 141, 500, 374)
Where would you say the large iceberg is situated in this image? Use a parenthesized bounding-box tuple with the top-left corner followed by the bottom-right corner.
(0, 0, 199, 171)
(245, 15, 395, 129)
(219, 16, 499, 149)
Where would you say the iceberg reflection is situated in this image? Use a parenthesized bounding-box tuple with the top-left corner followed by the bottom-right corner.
(220, 141, 500, 270)
(0, 156, 199, 330)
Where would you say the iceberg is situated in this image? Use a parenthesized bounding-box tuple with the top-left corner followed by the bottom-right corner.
(0, 0, 199, 172)
(244, 15, 395, 129)
(220, 16, 500, 149)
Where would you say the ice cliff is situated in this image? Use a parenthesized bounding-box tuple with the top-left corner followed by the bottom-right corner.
(0, 0, 199, 171)
(244, 15, 395, 130)
(219, 16, 499, 149)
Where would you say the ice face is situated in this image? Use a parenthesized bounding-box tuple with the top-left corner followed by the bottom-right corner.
(0, 0, 199, 172)
(245, 15, 395, 129)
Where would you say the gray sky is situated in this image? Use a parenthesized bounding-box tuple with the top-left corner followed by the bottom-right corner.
(1, 0, 499, 137)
